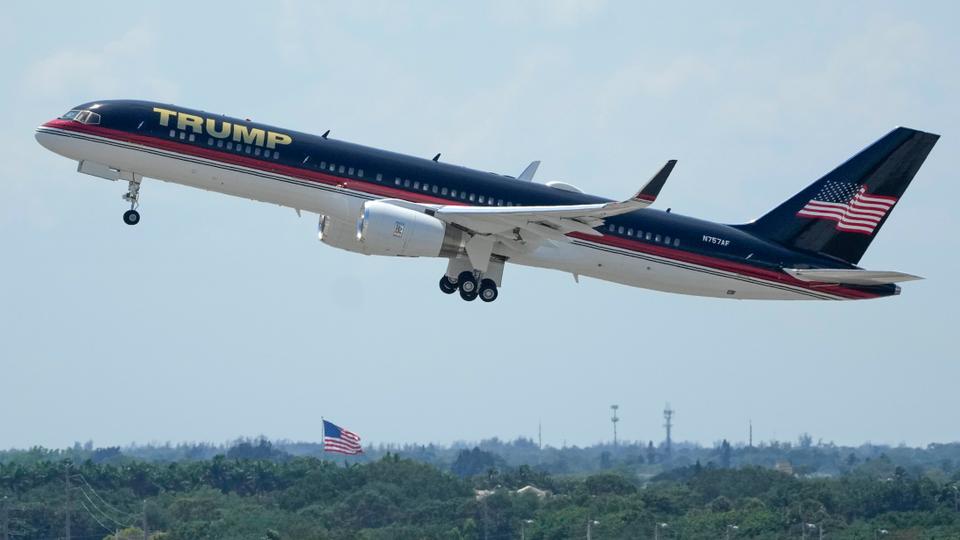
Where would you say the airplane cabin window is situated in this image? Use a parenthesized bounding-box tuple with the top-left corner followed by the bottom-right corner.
(432, 185, 438, 194)
(451, 189, 457, 197)
(469, 193, 476, 202)
(329, 163, 336, 171)
(348, 167, 354, 175)
(441, 187, 448, 195)
(320, 161, 327, 169)
(618, 226, 625, 234)
(664, 236, 671, 244)
(245, 146, 251, 154)
(497, 199, 503, 206)
(265, 150, 272, 158)
(189, 134, 196, 142)
(478, 195, 485, 203)
(404, 179, 411, 187)
(645, 232, 652, 240)
(376, 173, 383, 182)
(273, 152, 280, 159)
(338, 165, 345, 174)
(627, 228, 633, 236)
(254, 148, 261, 156)
(358, 169, 364, 177)
(413, 181, 420, 189)
(179, 132, 186, 140)
(226, 142, 233, 149)
(655, 234, 661, 242)
(673, 238, 680, 247)
(395, 178, 401, 185)
(217, 140, 223, 148)
(207, 138, 214, 145)
(608, 224, 616, 232)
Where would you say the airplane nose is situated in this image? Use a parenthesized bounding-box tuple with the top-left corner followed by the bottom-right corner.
(35, 119, 73, 157)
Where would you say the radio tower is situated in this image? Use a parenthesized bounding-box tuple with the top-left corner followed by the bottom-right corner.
(663, 403, 674, 458)
(610, 405, 620, 449)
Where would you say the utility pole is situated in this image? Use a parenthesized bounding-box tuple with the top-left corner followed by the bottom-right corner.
(749, 419, 753, 448)
(2, 496, 9, 540)
(610, 405, 619, 449)
(64, 462, 71, 540)
(586, 519, 599, 540)
(663, 404, 674, 459)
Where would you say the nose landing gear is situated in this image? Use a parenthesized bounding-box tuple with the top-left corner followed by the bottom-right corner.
(121, 175, 142, 226)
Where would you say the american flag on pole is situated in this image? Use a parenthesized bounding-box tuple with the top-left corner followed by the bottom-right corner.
(796, 181, 898, 235)
(323, 419, 363, 455)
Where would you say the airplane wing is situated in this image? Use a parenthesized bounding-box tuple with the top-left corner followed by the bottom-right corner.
(430, 159, 677, 240)
(783, 268, 923, 285)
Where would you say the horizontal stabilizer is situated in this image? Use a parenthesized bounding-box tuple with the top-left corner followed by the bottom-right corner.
(783, 268, 923, 285)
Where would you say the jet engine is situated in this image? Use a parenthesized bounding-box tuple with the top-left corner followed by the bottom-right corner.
(356, 201, 465, 257)
(318, 214, 369, 254)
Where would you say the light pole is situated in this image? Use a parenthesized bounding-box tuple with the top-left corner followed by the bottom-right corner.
(726, 524, 739, 540)
(586, 519, 600, 540)
(654, 522, 668, 540)
(520, 519, 534, 540)
(875, 529, 889, 540)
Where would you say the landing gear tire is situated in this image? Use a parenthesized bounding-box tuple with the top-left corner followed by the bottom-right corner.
(479, 279, 498, 303)
(439, 276, 457, 294)
(123, 209, 140, 226)
(457, 271, 479, 301)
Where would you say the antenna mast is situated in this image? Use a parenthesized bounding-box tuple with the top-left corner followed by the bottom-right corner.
(610, 405, 620, 449)
(663, 404, 674, 459)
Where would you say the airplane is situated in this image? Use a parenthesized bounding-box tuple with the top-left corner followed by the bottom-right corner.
(35, 100, 938, 302)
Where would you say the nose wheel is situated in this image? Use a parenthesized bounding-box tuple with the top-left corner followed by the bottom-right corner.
(121, 176, 142, 226)
(123, 209, 140, 225)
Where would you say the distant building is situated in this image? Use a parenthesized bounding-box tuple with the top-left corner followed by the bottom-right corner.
(516, 485, 549, 498)
(774, 460, 794, 475)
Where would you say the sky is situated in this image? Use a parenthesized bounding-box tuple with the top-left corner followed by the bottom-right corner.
(1, 1, 958, 451)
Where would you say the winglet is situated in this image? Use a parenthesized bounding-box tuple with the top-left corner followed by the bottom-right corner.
(633, 160, 676, 203)
(518, 160, 541, 182)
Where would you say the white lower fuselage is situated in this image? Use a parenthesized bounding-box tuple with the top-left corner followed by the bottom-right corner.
(35, 126, 853, 300)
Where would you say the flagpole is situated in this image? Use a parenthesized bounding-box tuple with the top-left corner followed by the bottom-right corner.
(321, 416, 325, 456)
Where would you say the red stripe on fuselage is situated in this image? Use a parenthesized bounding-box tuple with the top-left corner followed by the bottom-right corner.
(44, 120, 880, 300)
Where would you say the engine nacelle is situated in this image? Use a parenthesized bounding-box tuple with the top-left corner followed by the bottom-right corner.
(318, 214, 369, 254)
(357, 201, 464, 257)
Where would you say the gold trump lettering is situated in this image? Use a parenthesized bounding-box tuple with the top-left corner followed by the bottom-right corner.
(154, 107, 292, 149)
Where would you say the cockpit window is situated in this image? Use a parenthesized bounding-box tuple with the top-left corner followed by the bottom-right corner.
(60, 109, 101, 125)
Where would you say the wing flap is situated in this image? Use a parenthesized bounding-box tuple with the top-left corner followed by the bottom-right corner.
(784, 268, 923, 285)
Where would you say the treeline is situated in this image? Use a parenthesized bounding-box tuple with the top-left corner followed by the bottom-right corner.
(5, 436, 960, 480)
(1, 451, 960, 539)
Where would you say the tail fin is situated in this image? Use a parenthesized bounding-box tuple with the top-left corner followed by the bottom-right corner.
(737, 127, 939, 264)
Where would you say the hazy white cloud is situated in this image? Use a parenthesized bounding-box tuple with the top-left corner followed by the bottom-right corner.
(490, 0, 607, 26)
(21, 26, 178, 102)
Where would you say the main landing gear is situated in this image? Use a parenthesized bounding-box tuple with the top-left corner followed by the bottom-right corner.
(121, 176, 142, 226)
(438, 258, 503, 303)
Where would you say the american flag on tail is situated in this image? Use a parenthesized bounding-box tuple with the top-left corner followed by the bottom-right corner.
(323, 419, 363, 455)
(796, 181, 898, 235)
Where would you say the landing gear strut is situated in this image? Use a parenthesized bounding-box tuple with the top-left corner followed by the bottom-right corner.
(121, 177, 142, 225)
